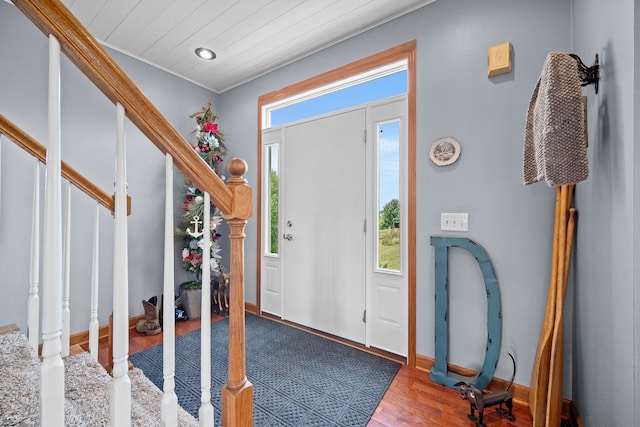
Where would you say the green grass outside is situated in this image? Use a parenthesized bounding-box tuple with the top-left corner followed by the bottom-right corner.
(378, 228, 400, 270)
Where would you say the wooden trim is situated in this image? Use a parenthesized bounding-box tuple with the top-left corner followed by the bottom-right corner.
(69, 324, 110, 347)
(568, 401, 584, 427)
(66, 315, 144, 348)
(415, 354, 529, 405)
(245, 302, 259, 315)
(256, 41, 417, 367)
(36, 315, 145, 356)
(406, 43, 417, 369)
(0, 114, 116, 214)
(0, 324, 20, 335)
(415, 354, 580, 425)
(258, 41, 416, 106)
(69, 344, 85, 356)
(12, 0, 233, 215)
(255, 100, 263, 313)
(107, 314, 113, 372)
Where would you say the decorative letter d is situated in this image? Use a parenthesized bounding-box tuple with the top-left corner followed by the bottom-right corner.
(429, 236, 501, 391)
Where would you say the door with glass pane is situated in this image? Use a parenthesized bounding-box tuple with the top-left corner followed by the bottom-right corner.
(261, 98, 407, 355)
(282, 108, 367, 344)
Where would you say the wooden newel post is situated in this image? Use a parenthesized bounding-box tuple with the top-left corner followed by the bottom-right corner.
(221, 158, 253, 427)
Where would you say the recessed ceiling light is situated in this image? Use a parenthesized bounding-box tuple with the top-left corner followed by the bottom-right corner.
(195, 47, 216, 60)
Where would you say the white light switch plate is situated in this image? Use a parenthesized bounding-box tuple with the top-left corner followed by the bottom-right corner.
(440, 213, 469, 231)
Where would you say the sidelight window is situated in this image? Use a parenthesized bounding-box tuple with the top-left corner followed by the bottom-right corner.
(376, 120, 400, 271)
(265, 143, 279, 255)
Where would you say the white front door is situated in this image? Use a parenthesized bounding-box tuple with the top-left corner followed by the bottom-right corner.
(282, 108, 366, 343)
(260, 97, 407, 355)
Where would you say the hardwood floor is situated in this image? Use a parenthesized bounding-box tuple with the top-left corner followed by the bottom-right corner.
(98, 314, 532, 427)
(370, 365, 532, 426)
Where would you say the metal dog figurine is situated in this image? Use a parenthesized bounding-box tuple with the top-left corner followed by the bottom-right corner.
(454, 353, 516, 427)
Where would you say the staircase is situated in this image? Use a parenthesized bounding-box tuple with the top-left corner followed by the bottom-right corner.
(0, 0, 254, 425)
(0, 327, 199, 426)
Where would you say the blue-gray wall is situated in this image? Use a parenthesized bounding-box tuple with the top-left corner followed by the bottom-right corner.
(219, 0, 573, 392)
(636, 2, 640, 425)
(219, 0, 638, 422)
(571, 0, 637, 425)
(0, 1, 218, 334)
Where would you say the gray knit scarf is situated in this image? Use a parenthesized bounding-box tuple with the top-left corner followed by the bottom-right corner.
(524, 52, 589, 186)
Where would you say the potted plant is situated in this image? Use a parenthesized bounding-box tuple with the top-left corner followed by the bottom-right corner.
(176, 101, 226, 319)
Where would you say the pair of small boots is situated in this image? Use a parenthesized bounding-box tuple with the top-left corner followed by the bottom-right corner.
(135, 296, 161, 336)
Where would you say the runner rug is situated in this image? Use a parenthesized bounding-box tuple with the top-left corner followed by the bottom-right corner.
(130, 313, 400, 426)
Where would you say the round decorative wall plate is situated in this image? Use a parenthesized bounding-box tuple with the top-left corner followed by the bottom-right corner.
(429, 136, 461, 166)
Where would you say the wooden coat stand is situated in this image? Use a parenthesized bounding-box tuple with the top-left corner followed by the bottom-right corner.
(527, 51, 597, 427)
(529, 184, 576, 427)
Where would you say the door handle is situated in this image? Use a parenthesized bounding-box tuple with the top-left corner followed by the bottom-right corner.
(283, 233, 293, 241)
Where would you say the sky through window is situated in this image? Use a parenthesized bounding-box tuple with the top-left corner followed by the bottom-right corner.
(267, 69, 406, 212)
(270, 71, 407, 126)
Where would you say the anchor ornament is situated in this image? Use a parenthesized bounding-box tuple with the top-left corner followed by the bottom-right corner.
(186, 215, 204, 238)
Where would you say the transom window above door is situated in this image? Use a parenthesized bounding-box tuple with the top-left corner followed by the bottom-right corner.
(262, 60, 407, 129)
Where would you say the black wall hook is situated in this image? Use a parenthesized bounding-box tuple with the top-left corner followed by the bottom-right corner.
(569, 53, 600, 94)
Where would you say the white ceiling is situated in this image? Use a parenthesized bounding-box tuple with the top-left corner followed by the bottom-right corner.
(60, 0, 436, 93)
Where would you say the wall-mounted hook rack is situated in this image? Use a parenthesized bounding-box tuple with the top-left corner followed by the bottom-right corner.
(569, 53, 599, 94)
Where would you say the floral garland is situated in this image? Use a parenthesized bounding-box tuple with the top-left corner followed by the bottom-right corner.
(178, 198, 222, 275)
(177, 101, 227, 278)
(190, 100, 226, 172)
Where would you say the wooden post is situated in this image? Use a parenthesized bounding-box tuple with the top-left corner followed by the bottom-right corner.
(221, 159, 253, 427)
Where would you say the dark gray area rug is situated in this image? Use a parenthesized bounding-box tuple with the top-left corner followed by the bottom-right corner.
(130, 314, 400, 426)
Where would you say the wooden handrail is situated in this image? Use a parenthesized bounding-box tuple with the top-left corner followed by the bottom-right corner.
(0, 113, 116, 214)
(9, 2, 253, 424)
(12, 0, 233, 215)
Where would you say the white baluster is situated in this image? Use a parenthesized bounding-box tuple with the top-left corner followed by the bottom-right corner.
(89, 202, 100, 360)
(61, 181, 71, 357)
(199, 191, 213, 427)
(41, 34, 64, 426)
(162, 154, 178, 427)
(110, 102, 131, 426)
(28, 158, 40, 352)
